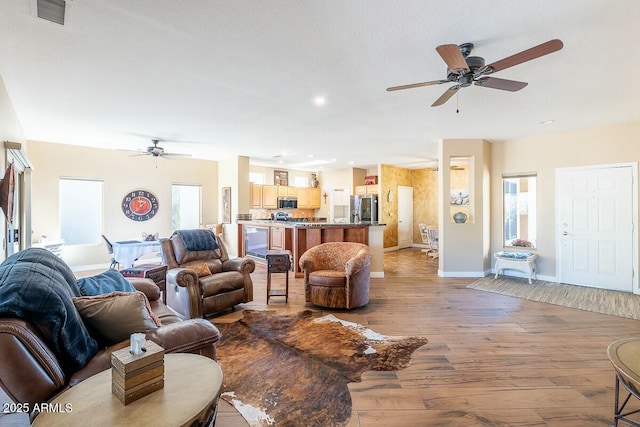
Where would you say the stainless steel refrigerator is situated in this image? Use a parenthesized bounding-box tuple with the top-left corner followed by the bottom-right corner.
(350, 194, 378, 223)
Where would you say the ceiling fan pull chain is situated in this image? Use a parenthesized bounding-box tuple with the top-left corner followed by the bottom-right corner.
(456, 90, 459, 114)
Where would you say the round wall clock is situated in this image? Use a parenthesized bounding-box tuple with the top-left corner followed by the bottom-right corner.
(122, 190, 159, 221)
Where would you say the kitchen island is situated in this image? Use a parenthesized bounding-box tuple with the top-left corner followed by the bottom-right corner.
(237, 220, 385, 278)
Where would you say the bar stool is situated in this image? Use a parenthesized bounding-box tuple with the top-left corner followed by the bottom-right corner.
(265, 250, 291, 303)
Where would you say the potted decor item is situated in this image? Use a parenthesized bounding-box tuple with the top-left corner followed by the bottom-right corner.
(310, 173, 319, 188)
(453, 212, 468, 223)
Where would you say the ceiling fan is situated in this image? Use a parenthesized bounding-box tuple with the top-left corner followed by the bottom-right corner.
(387, 39, 563, 107)
(129, 139, 192, 159)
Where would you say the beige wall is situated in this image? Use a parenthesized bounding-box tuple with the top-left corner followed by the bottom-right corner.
(491, 121, 640, 279)
(27, 140, 219, 268)
(439, 139, 491, 276)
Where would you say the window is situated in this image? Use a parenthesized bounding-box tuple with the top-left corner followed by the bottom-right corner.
(60, 178, 103, 245)
(172, 184, 201, 231)
(294, 176, 308, 187)
(503, 174, 537, 248)
(249, 172, 265, 184)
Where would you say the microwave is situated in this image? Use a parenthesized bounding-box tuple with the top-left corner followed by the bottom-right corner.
(278, 197, 297, 209)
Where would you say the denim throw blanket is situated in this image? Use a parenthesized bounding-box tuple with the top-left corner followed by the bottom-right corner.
(0, 248, 98, 371)
(176, 229, 219, 251)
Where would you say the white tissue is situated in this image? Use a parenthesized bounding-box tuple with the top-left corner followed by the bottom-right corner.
(130, 333, 146, 356)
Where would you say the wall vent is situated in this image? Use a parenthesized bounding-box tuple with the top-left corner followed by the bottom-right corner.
(36, 0, 66, 25)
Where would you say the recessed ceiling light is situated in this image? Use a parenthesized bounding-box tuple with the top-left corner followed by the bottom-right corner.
(540, 120, 555, 125)
(313, 96, 326, 106)
(348, 161, 355, 165)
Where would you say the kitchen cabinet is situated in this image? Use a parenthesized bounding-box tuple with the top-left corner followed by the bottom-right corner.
(270, 226, 285, 250)
(262, 185, 277, 208)
(296, 187, 310, 208)
(250, 183, 263, 208)
(308, 188, 321, 209)
(277, 185, 297, 197)
(355, 185, 378, 195)
(250, 184, 320, 209)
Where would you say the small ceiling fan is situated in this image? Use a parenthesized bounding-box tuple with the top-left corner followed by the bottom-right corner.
(387, 39, 563, 107)
(129, 139, 192, 159)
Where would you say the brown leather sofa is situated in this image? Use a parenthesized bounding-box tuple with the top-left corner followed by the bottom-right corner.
(161, 230, 255, 318)
(299, 242, 372, 309)
(0, 277, 221, 423)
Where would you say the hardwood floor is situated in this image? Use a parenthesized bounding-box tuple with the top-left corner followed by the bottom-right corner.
(213, 248, 639, 426)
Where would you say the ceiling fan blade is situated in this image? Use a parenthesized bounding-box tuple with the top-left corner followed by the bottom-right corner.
(483, 39, 563, 74)
(475, 77, 528, 91)
(435, 44, 470, 74)
(386, 80, 449, 91)
(431, 85, 459, 107)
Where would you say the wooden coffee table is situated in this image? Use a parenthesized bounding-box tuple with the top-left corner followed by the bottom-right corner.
(32, 353, 223, 427)
(607, 338, 640, 426)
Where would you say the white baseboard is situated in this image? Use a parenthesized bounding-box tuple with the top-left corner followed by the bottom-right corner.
(371, 271, 384, 278)
(438, 270, 485, 278)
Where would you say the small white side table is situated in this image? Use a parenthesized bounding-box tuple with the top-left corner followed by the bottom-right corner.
(494, 251, 538, 284)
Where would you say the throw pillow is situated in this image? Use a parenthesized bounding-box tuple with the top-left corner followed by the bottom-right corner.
(77, 269, 136, 296)
(73, 291, 162, 346)
(190, 262, 212, 277)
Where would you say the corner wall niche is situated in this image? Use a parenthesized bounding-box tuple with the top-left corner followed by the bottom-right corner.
(449, 156, 471, 223)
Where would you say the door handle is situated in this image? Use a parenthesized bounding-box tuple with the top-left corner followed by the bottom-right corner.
(562, 231, 569, 236)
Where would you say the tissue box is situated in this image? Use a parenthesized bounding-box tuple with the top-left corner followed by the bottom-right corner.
(111, 340, 165, 405)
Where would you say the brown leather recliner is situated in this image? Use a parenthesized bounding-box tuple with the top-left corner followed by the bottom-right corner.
(0, 277, 221, 423)
(299, 242, 372, 309)
(161, 229, 255, 318)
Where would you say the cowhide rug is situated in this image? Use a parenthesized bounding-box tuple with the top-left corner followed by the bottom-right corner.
(214, 310, 428, 427)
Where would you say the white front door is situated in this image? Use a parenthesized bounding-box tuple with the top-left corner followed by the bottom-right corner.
(557, 165, 635, 292)
(398, 186, 413, 249)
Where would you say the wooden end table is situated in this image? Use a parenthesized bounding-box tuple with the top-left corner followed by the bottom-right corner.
(607, 338, 640, 426)
(266, 249, 291, 303)
(32, 353, 223, 427)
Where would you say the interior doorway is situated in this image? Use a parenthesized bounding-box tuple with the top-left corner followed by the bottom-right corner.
(557, 163, 637, 293)
(398, 186, 413, 249)
(3, 142, 33, 261)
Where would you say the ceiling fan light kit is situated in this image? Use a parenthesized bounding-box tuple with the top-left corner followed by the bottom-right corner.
(127, 139, 192, 159)
(387, 39, 564, 107)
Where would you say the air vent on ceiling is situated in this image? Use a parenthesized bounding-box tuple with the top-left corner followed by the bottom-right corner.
(36, 0, 66, 25)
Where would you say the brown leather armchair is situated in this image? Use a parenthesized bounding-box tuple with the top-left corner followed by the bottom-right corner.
(299, 242, 372, 309)
(0, 277, 220, 423)
(161, 229, 255, 318)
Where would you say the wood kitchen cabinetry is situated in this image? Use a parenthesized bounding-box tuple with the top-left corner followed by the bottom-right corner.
(296, 187, 309, 208)
(277, 186, 297, 197)
(269, 225, 292, 251)
(355, 185, 378, 195)
(262, 185, 278, 208)
(309, 188, 321, 209)
(250, 184, 320, 209)
(250, 183, 263, 208)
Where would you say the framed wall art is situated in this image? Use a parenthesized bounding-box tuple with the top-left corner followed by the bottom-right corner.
(222, 187, 231, 224)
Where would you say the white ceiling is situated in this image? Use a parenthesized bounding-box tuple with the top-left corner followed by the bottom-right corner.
(1, 0, 639, 171)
